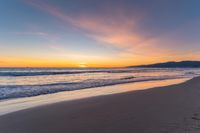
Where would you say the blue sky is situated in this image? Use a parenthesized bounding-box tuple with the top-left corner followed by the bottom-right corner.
(1, 0, 200, 67)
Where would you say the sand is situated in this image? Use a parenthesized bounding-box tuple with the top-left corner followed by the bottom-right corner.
(0, 77, 200, 133)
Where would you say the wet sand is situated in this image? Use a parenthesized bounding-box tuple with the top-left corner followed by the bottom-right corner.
(0, 77, 200, 133)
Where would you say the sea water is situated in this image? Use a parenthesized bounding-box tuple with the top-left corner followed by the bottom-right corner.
(0, 67, 200, 100)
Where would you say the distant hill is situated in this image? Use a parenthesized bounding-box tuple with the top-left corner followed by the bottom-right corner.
(129, 61, 200, 68)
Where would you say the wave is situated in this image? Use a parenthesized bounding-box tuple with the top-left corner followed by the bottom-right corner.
(0, 71, 103, 76)
(0, 70, 132, 77)
(0, 68, 180, 77)
(0, 75, 181, 100)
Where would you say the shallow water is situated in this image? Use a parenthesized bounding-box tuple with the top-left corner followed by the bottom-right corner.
(0, 68, 200, 100)
(0, 78, 189, 116)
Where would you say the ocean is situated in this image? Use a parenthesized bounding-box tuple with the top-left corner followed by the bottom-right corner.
(0, 67, 200, 100)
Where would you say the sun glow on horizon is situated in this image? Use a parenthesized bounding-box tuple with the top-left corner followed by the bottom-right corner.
(1, 0, 200, 68)
(78, 62, 88, 68)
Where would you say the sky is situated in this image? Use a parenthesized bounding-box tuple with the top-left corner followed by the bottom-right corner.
(1, 0, 200, 67)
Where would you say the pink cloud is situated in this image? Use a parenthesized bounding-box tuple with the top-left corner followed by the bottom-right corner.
(26, 0, 146, 48)
(26, 0, 200, 62)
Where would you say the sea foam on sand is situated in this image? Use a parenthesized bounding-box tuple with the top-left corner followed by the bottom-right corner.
(0, 78, 188, 116)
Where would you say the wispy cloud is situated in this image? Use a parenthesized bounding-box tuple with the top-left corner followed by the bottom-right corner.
(26, 0, 147, 49)
(12, 31, 48, 36)
(26, 0, 200, 64)
(11, 31, 60, 41)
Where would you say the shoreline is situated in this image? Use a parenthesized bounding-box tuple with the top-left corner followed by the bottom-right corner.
(1, 77, 200, 132)
(0, 76, 187, 100)
(0, 78, 188, 116)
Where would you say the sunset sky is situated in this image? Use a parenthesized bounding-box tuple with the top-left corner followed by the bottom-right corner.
(1, 0, 200, 67)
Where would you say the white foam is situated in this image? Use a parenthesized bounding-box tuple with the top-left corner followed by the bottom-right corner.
(0, 78, 189, 116)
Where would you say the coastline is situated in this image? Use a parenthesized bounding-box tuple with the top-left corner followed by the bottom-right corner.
(1, 77, 200, 132)
(0, 78, 188, 116)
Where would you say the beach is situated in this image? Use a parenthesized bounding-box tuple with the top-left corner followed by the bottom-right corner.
(0, 77, 200, 133)
(2, 0, 200, 132)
